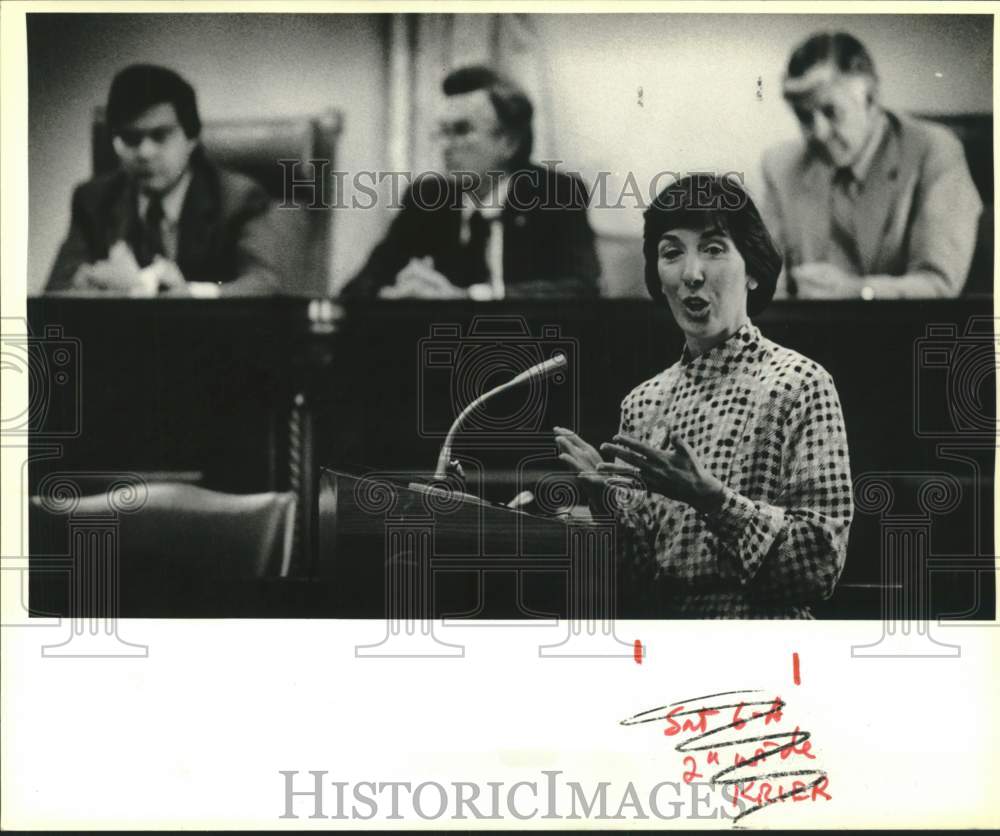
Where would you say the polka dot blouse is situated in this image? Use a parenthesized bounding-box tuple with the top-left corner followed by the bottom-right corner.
(614, 322, 853, 619)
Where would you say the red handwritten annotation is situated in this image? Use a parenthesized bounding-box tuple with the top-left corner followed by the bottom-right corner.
(664, 696, 829, 818)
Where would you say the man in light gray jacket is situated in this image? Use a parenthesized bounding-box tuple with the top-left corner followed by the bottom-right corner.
(762, 31, 982, 299)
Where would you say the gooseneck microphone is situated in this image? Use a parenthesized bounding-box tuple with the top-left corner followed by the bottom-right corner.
(433, 353, 567, 479)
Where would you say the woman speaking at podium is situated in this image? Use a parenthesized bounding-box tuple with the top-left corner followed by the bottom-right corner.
(555, 174, 853, 618)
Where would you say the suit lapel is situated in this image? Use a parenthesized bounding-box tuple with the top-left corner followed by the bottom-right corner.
(852, 119, 901, 273)
(439, 178, 464, 280)
(500, 165, 537, 275)
(103, 173, 136, 253)
(177, 161, 220, 271)
(795, 155, 832, 263)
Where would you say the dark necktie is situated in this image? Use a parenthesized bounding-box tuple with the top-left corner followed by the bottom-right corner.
(830, 167, 860, 268)
(465, 210, 492, 286)
(139, 195, 165, 267)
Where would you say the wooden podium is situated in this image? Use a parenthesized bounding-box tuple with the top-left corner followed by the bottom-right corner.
(317, 468, 637, 656)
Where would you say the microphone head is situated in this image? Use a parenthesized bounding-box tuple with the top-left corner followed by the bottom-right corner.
(535, 352, 568, 377)
(510, 352, 568, 386)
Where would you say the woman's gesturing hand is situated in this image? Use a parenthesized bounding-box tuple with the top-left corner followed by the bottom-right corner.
(553, 426, 616, 511)
(554, 425, 602, 477)
(598, 433, 725, 514)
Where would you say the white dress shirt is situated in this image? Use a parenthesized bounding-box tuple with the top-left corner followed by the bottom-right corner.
(137, 169, 192, 262)
(460, 175, 509, 300)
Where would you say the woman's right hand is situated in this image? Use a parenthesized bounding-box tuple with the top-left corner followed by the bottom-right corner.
(554, 426, 610, 512)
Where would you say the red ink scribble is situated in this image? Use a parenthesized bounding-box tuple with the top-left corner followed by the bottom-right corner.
(810, 776, 832, 801)
(733, 777, 826, 807)
(663, 705, 685, 736)
(793, 652, 801, 685)
(780, 726, 815, 760)
(682, 755, 702, 784)
(620, 689, 830, 824)
(732, 701, 747, 731)
(664, 705, 721, 736)
(634, 640, 643, 664)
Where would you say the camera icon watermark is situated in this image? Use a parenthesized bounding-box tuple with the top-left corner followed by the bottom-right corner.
(913, 317, 998, 439)
(417, 316, 578, 442)
(850, 316, 999, 657)
(851, 471, 964, 658)
(1, 320, 82, 439)
(345, 465, 637, 660)
(9, 472, 150, 658)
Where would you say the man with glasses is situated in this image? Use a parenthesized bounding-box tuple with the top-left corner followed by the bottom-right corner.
(762, 31, 982, 299)
(46, 64, 279, 295)
(341, 65, 600, 299)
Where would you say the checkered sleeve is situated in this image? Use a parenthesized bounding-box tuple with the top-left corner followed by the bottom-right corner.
(702, 370, 853, 603)
(613, 391, 651, 532)
(611, 389, 657, 562)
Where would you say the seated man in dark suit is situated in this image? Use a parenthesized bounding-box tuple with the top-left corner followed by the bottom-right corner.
(341, 65, 600, 299)
(762, 31, 982, 299)
(46, 64, 279, 296)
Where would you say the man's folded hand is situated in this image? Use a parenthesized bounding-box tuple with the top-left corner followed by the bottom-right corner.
(71, 241, 145, 293)
(383, 257, 466, 299)
(791, 261, 864, 299)
(150, 257, 188, 294)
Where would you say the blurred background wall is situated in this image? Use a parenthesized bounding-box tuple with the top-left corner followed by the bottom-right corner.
(27, 12, 992, 296)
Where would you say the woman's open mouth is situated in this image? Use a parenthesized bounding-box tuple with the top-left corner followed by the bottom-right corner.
(681, 296, 710, 317)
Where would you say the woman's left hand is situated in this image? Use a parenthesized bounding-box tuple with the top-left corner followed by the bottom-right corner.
(599, 433, 725, 514)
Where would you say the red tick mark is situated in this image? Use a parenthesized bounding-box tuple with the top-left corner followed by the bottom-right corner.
(792, 652, 801, 685)
(634, 640, 643, 664)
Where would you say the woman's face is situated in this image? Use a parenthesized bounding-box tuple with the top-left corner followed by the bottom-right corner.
(657, 224, 755, 357)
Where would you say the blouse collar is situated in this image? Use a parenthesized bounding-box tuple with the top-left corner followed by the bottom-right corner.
(680, 321, 763, 377)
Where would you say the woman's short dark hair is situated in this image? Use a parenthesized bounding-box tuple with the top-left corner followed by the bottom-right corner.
(443, 65, 534, 167)
(107, 64, 201, 139)
(642, 174, 781, 316)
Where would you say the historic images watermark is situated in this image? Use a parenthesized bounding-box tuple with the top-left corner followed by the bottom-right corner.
(851, 316, 999, 658)
(416, 317, 578, 442)
(278, 162, 750, 211)
(279, 770, 750, 822)
(1, 319, 82, 440)
(1, 316, 147, 656)
(351, 312, 999, 659)
(352, 314, 638, 659)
